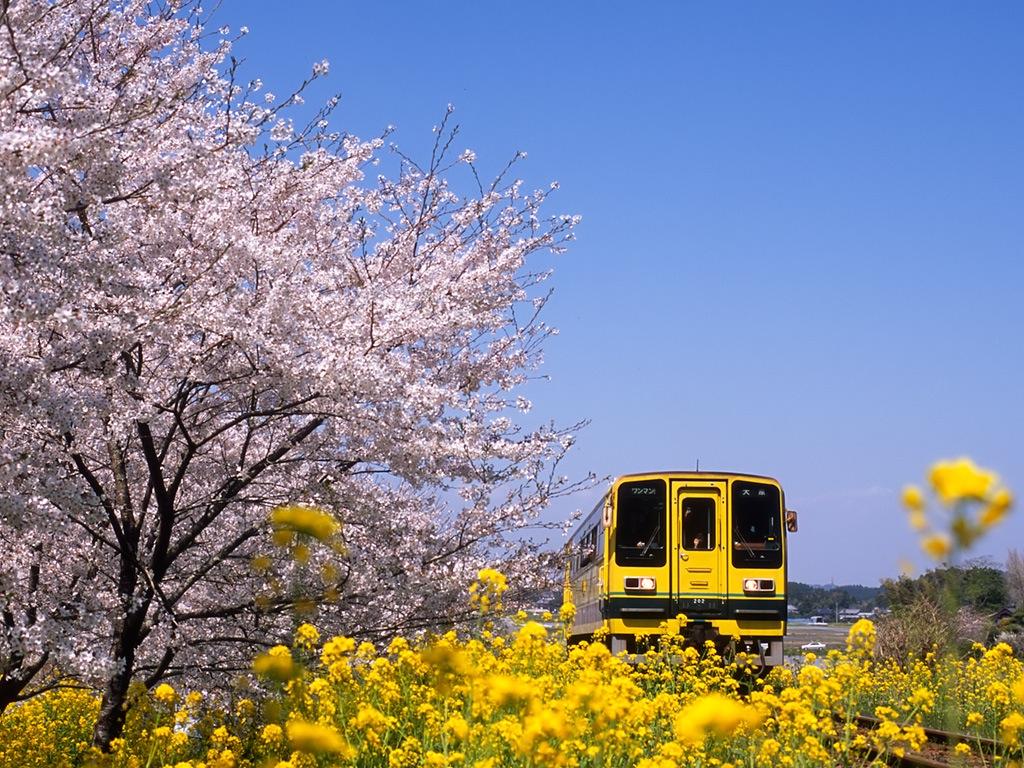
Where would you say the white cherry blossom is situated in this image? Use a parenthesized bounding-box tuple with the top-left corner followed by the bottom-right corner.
(0, 0, 588, 748)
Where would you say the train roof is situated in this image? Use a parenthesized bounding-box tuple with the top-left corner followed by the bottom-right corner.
(614, 470, 780, 483)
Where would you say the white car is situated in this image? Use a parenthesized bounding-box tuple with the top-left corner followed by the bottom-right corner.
(800, 641, 826, 651)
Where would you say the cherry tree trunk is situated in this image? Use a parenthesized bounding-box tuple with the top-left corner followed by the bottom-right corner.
(92, 604, 147, 750)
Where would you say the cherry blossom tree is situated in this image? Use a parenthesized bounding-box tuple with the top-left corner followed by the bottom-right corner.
(0, 0, 586, 746)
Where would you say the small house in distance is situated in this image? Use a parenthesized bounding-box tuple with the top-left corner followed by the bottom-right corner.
(837, 608, 881, 622)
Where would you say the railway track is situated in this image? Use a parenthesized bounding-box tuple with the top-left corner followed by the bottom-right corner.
(854, 713, 999, 768)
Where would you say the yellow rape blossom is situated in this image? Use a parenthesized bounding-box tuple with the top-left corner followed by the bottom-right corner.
(921, 532, 951, 560)
(981, 488, 1014, 527)
(445, 713, 470, 741)
(153, 682, 177, 705)
(517, 621, 547, 641)
(286, 719, 353, 756)
(294, 622, 320, 649)
(672, 693, 764, 744)
(846, 618, 876, 655)
(906, 459, 1012, 562)
(270, 505, 340, 541)
(1011, 676, 1024, 704)
(908, 687, 935, 713)
(322, 634, 356, 664)
(929, 457, 997, 503)
(902, 485, 925, 512)
(1001, 711, 1024, 747)
(254, 645, 299, 681)
(469, 568, 508, 615)
(261, 723, 284, 744)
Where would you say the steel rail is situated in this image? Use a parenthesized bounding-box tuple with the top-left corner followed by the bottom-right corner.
(850, 713, 1000, 768)
(852, 713, 1000, 753)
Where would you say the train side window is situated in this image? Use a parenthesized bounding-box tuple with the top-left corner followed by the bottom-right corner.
(568, 539, 582, 573)
(682, 498, 715, 551)
(586, 526, 598, 563)
(579, 527, 595, 566)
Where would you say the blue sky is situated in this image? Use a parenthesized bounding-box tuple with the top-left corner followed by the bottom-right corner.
(216, 2, 1024, 585)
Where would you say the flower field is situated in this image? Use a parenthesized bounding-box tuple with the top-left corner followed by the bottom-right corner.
(3, 612, 1024, 768)
(0, 0, 1019, 756)
(0, 460, 1016, 767)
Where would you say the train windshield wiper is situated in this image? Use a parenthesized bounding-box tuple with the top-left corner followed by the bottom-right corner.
(733, 527, 755, 557)
(639, 524, 661, 558)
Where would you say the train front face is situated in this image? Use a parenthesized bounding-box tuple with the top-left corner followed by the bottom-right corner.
(606, 472, 788, 663)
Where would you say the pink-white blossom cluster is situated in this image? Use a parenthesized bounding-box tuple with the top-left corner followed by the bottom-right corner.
(0, 0, 585, 744)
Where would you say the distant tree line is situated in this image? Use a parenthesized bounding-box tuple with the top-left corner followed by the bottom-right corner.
(881, 560, 1009, 615)
(872, 556, 1024, 659)
(787, 582, 886, 618)
(790, 552, 1024, 622)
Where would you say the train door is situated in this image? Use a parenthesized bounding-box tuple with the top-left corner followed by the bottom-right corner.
(672, 481, 726, 618)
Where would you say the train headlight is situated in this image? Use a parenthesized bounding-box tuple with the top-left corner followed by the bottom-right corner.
(624, 576, 657, 593)
(743, 578, 775, 593)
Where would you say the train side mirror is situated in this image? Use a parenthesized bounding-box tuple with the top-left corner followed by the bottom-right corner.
(785, 510, 799, 532)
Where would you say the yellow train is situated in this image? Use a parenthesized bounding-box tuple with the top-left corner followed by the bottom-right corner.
(564, 471, 798, 666)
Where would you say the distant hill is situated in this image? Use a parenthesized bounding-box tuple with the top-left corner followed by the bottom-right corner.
(787, 581, 885, 617)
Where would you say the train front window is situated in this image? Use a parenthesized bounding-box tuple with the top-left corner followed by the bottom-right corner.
(615, 479, 666, 566)
(731, 480, 782, 568)
(682, 497, 715, 551)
